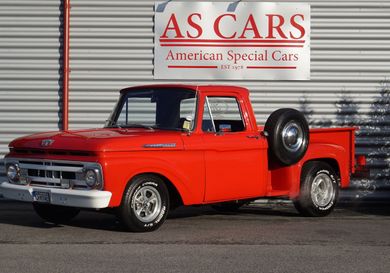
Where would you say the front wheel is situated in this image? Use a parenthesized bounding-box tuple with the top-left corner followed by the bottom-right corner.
(119, 174, 169, 232)
(293, 161, 339, 217)
(33, 203, 80, 224)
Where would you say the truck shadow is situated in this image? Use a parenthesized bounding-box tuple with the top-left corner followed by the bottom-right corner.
(338, 194, 390, 217)
(341, 203, 390, 217)
(0, 200, 388, 232)
(168, 204, 299, 219)
(0, 201, 300, 232)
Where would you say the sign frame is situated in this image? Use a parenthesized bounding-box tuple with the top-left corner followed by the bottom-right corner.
(154, 2, 310, 80)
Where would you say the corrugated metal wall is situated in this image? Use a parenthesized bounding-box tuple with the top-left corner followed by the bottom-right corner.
(0, 0, 62, 177)
(1, 0, 389, 190)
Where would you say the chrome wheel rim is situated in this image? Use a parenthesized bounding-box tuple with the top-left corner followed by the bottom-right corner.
(132, 185, 162, 223)
(311, 173, 334, 207)
(282, 121, 304, 152)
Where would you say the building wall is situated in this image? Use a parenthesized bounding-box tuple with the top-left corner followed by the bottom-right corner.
(0, 0, 389, 190)
(0, 0, 62, 178)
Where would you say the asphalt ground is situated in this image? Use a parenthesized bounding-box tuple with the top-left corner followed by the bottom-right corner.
(0, 196, 389, 273)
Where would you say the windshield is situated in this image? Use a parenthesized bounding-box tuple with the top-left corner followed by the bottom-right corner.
(105, 88, 197, 131)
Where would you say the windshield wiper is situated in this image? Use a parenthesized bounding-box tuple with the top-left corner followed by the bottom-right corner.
(153, 126, 182, 131)
(109, 124, 122, 128)
(107, 122, 179, 131)
(121, 123, 155, 130)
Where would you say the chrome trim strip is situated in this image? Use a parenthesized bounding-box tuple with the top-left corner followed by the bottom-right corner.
(5, 157, 91, 166)
(19, 163, 83, 172)
(143, 143, 177, 148)
(28, 176, 62, 183)
(27, 177, 86, 184)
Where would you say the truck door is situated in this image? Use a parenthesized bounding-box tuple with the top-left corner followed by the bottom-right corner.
(201, 95, 267, 202)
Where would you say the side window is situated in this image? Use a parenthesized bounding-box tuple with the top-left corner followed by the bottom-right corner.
(202, 97, 245, 133)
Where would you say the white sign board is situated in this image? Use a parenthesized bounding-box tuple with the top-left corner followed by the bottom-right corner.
(154, 2, 310, 80)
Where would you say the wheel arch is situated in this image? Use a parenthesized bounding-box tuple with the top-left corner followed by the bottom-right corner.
(289, 156, 343, 199)
(129, 172, 184, 209)
(302, 142, 349, 188)
(303, 157, 340, 174)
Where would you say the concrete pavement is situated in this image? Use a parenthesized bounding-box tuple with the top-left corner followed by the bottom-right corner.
(0, 198, 389, 273)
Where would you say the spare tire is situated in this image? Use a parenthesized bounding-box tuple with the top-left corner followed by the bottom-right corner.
(264, 108, 309, 166)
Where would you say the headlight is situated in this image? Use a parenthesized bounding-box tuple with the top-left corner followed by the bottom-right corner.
(6, 163, 20, 183)
(84, 168, 101, 188)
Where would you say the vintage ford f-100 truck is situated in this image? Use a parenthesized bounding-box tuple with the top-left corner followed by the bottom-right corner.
(1, 85, 361, 232)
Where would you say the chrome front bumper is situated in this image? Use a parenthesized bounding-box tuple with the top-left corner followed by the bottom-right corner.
(0, 182, 112, 209)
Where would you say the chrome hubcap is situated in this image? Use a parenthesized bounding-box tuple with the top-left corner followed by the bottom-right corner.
(132, 185, 162, 222)
(282, 121, 304, 152)
(311, 173, 334, 207)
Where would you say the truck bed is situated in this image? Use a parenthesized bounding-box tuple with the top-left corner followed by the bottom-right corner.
(263, 126, 356, 197)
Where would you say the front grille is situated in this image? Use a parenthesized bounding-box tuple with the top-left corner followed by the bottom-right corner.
(11, 148, 95, 157)
(18, 159, 88, 189)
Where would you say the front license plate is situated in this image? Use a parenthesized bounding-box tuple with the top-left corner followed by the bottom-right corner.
(32, 191, 50, 203)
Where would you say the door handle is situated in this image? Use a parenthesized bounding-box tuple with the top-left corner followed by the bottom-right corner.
(246, 135, 259, 139)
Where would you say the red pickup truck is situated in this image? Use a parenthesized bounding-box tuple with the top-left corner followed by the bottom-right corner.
(1, 85, 358, 232)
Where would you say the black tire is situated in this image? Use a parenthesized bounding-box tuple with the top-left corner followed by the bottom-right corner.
(212, 201, 246, 212)
(264, 108, 309, 166)
(293, 161, 339, 217)
(32, 203, 80, 224)
(119, 174, 169, 232)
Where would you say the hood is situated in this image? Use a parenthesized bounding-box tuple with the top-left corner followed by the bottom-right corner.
(9, 128, 184, 152)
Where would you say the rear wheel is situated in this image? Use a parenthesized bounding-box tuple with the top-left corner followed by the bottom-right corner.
(119, 174, 169, 232)
(294, 161, 339, 217)
(33, 203, 80, 224)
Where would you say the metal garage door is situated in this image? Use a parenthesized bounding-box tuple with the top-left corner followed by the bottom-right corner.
(0, 0, 61, 177)
(1, 0, 389, 191)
